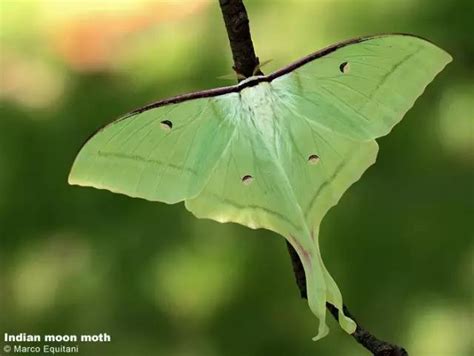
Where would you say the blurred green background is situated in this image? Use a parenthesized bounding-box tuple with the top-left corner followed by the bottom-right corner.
(0, 1, 472, 355)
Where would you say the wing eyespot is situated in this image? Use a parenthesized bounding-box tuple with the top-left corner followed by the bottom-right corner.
(160, 120, 173, 131)
(308, 154, 320, 165)
(339, 62, 350, 74)
(241, 175, 254, 185)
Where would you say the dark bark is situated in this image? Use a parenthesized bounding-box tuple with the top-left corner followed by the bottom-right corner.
(218, 1, 409, 355)
(327, 303, 408, 356)
(218, 0, 262, 80)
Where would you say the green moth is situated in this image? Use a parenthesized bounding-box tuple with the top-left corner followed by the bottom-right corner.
(68, 34, 452, 340)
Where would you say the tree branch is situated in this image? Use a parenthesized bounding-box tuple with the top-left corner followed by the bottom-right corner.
(218, 0, 262, 80)
(218, 1, 408, 355)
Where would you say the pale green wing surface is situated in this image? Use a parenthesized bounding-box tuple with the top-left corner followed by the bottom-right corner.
(68, 94, 239, 204)
(270, 34, 452, 140)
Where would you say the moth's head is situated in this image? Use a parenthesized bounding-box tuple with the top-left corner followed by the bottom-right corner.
(218, 59, 271, 84)
(239, 74, 265, 85)
(237, 59, 272, 85)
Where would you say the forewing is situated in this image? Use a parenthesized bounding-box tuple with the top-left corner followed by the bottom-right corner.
(68, 94, 239, 204)
(270, 34, 452, 140)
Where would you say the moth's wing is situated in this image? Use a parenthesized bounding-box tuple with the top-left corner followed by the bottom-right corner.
(68, 93, 240, 204)
(270, 34, 452, 140)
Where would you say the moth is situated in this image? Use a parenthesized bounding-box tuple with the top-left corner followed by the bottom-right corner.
(69, 34, 452, 340)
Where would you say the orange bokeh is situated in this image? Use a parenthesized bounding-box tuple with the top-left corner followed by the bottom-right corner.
(46, 1, 209, 71)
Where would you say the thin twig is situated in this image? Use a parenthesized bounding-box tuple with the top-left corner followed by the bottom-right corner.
(218, 1, 408, 355)
(218, 0, 262, 80)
